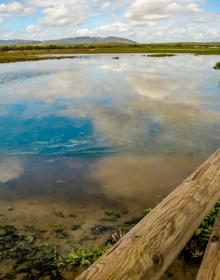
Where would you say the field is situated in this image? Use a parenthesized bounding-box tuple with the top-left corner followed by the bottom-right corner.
(0, 43, 220, 63)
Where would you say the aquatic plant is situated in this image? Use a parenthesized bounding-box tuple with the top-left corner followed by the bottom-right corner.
(54, 211, 65, 218)
(54, 228, 68, 238)
(91, 225, 114, 235)
(58, 245, 111, 268)
(2, 224, 17, 236)
(71, 224, 82, 231)
(214, 62, 220, 69)
(124, 207, 152, 226)
(101, 211, 122, 222)
(0, 226, 62, 279)
(147, 54, 175, 57)
(142, 208, 152, 216)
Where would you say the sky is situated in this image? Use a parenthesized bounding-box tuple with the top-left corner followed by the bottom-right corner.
(0, 0, 219, 42)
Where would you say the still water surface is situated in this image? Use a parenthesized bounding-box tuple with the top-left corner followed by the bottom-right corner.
(0, 54, 219, 275)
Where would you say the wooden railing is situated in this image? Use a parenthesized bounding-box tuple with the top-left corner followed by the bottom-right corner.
(76, 148, 220, 280)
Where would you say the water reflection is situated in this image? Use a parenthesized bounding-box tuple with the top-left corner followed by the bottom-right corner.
(0, 153, 203, 210)
(88, 154, 203, 206)
(0, 55, 219, 155)
(0, 158, 23, 183)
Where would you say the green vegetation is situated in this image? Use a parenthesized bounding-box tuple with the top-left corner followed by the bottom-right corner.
(123, 208, 152, 226)
(54, 211, 65, 218)
(214, 62, 220, 69)
(71, 224, 82, 231)
(0, 54, 76, 63)
(183, 199, 220, 260)
(100, 211, 122, 222)
(0, 225, 62, 278)
(0, 43, 220, 63)
(142, 208, 153, 215)
(147, 53, 176, 57)
(58, 245, 111, 268)
(54, 228, 69, 239)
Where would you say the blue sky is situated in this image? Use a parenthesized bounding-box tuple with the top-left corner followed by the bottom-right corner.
(0, 0, 219, 42)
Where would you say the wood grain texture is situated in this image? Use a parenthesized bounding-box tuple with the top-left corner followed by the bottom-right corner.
(76, 149, 220, 280)
(196, 210, 220, 280)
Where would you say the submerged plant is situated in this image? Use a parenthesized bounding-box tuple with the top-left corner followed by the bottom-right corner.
(71, 224, 82, 231)
(124, 207, 152, 226)
(101, 211, 122, 222)
(2, 225, 17, 236)
(214, 62, 220, 69)
(54, 211, 65, 218)
(58, 245, 111, 268)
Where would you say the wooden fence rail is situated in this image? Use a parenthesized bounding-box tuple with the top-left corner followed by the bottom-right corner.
(76, 148, 220, 280)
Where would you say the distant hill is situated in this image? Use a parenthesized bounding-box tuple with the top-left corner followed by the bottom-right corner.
(46, 36, 137, 45)
(0, 40, 42, 45)
(0, 36, 137, 46)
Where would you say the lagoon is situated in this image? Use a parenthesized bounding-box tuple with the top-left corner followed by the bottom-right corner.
(0, 54, 219, 278)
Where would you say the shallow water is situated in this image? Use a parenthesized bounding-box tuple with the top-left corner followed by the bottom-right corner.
(0, 54, 219, 277)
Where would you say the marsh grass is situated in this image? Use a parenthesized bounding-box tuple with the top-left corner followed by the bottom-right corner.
(0, 43, 220, 63)
(214, 62, 220, 69)
(100, 211, 122, 222)
(147, 54, 176, 57)
(58, 245, 111, 268)
(0, 53, 76, 63)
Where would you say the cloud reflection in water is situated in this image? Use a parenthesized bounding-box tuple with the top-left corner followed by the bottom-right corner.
(0, 158, 23, 183)
(0, 55, 219, 155)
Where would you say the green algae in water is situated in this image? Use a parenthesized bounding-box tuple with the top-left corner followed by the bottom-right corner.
(214, 62, 220, 69)
(71, 224, 82, 231)
(58, 245, 112, 268)
(100, 211, 122, 222)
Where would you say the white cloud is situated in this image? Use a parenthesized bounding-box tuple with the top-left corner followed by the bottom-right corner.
(100, 1, 110, 11)
(132, 11, 220, 42)
(3, 30, 18, 39)
(25, 24, 38, 33)
(0, 0, 219, 42)
(40, 5, 86, 26)
(125, 0, 201, 25)
(28, 0, 93, 27)
(25, 0, 131, 29)
(0, 1, 33, 17)
(185, 3, 201, 12)
(76, 22, 133, 38)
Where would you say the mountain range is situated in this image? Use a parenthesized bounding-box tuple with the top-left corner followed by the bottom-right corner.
(0, 36, 137, 45)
